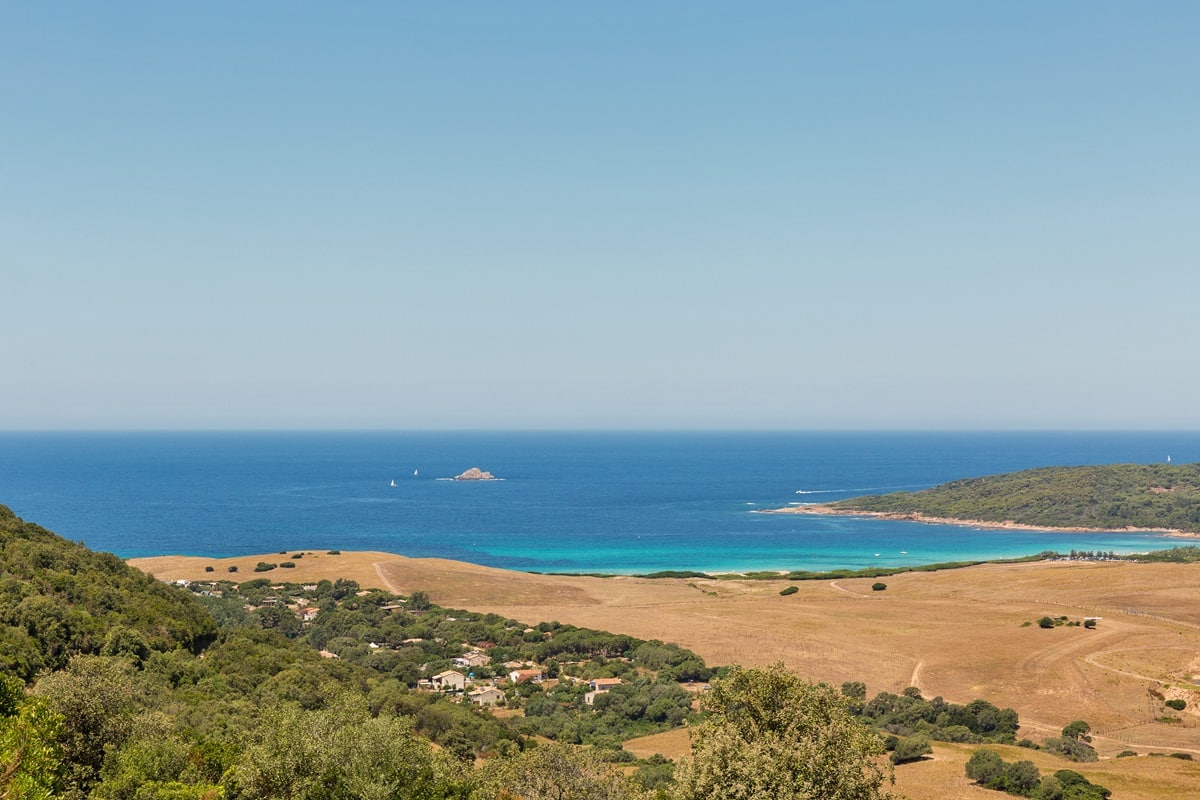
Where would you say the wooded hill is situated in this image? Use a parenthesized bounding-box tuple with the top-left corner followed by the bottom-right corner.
(833, 463, 1200, 532)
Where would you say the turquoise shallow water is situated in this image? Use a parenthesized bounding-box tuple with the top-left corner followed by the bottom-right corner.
(0, 431, 1196, 574)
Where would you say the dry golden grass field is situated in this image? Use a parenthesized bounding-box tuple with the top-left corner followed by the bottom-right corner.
(132, 553, 1200, 798)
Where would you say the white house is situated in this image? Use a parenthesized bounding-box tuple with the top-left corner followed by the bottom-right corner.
(584, 677, 622, 705)
(431, 670, 466, 692)
(468, 686, 505, 706)
(508, 669, 543, 685)
(452, 651, 492, 669)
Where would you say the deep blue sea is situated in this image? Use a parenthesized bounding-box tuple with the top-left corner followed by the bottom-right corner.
(0, 431, 1197, 574)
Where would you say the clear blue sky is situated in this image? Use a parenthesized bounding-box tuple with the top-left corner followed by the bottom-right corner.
(3, 3, 1197, 430)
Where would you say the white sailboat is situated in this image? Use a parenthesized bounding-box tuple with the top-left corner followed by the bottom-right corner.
(390, 479, 397, 487)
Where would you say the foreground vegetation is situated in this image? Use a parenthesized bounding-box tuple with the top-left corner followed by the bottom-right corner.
(832, 463, 1200, 532)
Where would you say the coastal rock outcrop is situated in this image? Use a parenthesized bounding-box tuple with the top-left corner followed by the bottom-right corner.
(453, 467, 497, 481)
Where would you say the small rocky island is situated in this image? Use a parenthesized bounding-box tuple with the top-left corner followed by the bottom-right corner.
(452, 467, 498, 481)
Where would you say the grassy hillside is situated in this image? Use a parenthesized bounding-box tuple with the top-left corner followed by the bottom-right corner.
(833, 463, 1200, 532)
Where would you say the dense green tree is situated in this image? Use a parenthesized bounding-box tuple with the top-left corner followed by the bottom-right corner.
(1060, 721, 1091, 742)
(475, 741, 642, 800)
(1040, 720, 1099, 763)
(1004, 760, 1041, 796)
(32, 655, 138, 798)
(1032, 774, 1064, 800)
(1052, 769, 1111, 800)
(890, 735, 931, 765)
(965, 749, 1006, 788)
(0, 674, 64, 800)
(672, 663, 894, 800)
(91, 713, 223, 800)
(228, 694, 467, 800)
(1042, 735, 1098, 763)
(0, 626, 46, 680)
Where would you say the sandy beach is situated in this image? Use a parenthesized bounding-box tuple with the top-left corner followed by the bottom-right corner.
(763, 502, 1195, 537)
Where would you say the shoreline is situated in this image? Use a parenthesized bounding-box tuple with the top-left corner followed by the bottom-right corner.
(125, 548, 1091, 590)
(761, 503, 1195, 538)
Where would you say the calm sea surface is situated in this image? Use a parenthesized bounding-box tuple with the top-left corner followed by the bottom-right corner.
(0, 431, 1196, 574)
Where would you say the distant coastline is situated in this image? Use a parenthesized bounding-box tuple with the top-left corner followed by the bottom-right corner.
(762, 503, 1194, 538)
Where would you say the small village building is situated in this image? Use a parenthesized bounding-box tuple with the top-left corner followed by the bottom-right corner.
(508, 669, 543, 685)
(584, 677, 622, 705)
(452, 651, 491, 669)
(468, 686, 505, 706)
(432, 670, 466, 692)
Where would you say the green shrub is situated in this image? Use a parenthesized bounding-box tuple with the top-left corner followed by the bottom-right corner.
(205, 566, 214, 572)
(1043, 736, 1098, 763)
(964, 749, 1005, 787)
(1004, 760, 1041, 795)
(890, 735, 931, 764)
(779, 586, 798, 596)
(1165, 698, 1186, 711)
(238, 578, 271, 591)
(227, 565, 238, 573)
(1116, 750, 1137, 758)
(280, 562, 296, 569)
(253, 562, 277, 572)
(327, 550, 341, 555)
(1083, 618, 1097, 629)
(871, 582, 887, 591)
(1037, 616, 1055, 629)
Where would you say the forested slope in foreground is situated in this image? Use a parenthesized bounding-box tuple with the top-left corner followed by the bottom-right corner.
(834, 463, 1200, 533)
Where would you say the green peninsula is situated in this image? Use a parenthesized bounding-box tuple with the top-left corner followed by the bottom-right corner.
(824, 463, 1200, 533)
